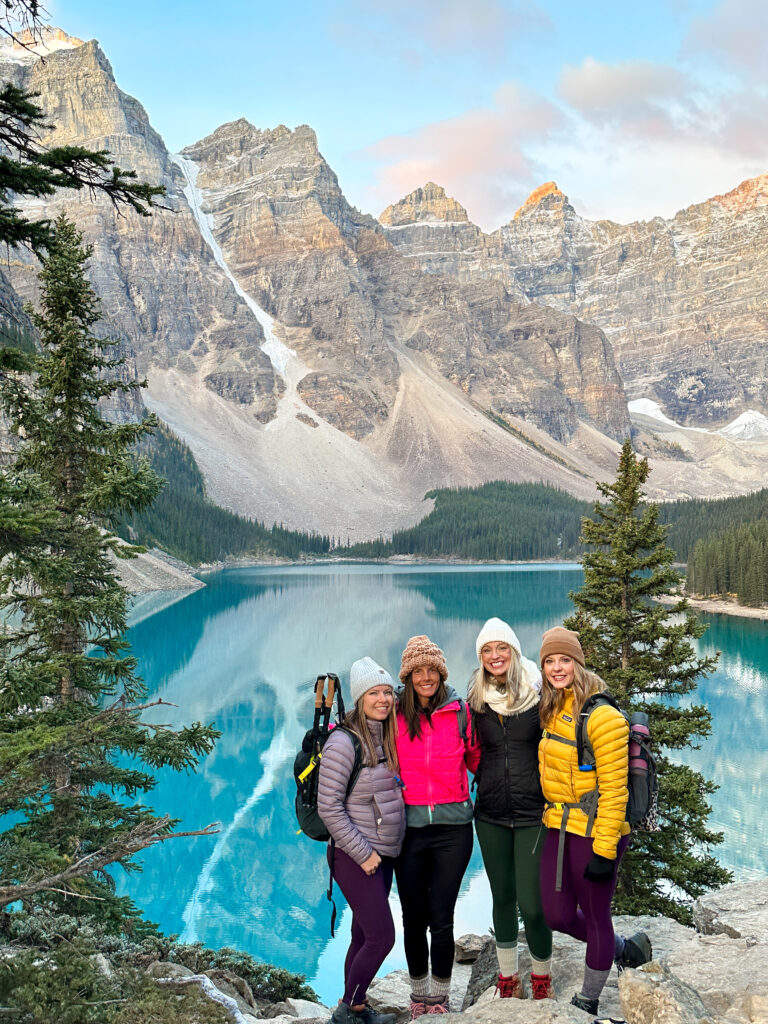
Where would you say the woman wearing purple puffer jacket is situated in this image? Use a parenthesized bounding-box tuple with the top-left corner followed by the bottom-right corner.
(318, 656, 405, 1024)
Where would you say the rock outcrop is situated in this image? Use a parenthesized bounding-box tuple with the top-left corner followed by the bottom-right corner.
(147, 878, 768, 1023)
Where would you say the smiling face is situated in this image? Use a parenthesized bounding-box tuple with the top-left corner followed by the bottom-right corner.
(361, 684, 395, 721)
(410, 664, 442, 707)
(543, 654, 575, 691)
(481, 641, 512, 680)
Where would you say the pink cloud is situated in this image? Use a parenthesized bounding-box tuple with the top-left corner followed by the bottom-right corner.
(357, 83, 562, 230)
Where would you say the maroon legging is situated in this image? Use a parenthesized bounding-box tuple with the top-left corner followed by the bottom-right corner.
(540, 828, 630, 970)
(329, 846, 396, 1006)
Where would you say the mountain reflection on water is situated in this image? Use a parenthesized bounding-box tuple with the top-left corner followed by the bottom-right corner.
(119, 565, 767, 1001)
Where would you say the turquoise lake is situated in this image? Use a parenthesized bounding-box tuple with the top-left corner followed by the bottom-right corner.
(119, 564, 768, 1001)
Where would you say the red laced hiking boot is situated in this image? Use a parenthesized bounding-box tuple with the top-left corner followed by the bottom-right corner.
(409, 1000, 429, 1020)
(494, 972, 524, 998)
(530, 973, 555, 1000)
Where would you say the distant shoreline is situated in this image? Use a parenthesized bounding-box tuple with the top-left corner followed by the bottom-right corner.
(195, 554, 581, 575)
(656, 593, 768, 622)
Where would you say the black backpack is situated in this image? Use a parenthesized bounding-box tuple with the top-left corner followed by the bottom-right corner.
(294, 673, 363, 842)
(294, 673, 365, 936)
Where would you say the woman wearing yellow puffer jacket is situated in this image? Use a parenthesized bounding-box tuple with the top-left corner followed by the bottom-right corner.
(537, 627, 651, 1016)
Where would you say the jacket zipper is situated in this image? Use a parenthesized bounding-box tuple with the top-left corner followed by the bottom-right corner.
(503, 715, 512, 823)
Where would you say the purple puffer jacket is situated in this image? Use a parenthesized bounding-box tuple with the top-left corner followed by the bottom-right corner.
(317, 720, 405, 866)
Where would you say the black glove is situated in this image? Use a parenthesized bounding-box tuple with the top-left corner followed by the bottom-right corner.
(584, 853, 615, 882)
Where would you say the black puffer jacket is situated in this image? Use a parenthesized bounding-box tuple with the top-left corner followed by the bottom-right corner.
(473, 703, 544, 827)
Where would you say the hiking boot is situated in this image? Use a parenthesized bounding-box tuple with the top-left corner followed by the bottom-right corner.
(615, 930, 652, 972)
(571, 992, 599, 1014)
(409, 999, 429, 1020)
(530, 972, 555, 999)
(494, 972, 524, 998)
(331, 1004, 358, 1024)
(354, 1007, 397, 1024)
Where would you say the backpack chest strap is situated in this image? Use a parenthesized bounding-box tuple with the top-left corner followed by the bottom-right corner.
(545, 789, 599, 892)
(542, 729, 578, 748)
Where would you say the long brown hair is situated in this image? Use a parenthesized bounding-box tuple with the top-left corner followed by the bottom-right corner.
(345, 697, 399, 772)
(400, 674, 447, 740)
(539, 661, 606, 728)
(467, 646, 523, 713)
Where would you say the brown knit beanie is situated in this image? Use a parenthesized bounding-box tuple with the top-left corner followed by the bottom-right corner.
(539, 627, 585, 668)
(399, 635, 448, 682)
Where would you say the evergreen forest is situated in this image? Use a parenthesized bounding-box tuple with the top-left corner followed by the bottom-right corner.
(119, 422, 333, 563)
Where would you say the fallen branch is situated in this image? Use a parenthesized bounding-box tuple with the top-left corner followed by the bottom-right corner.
(0, 816, 220, 906)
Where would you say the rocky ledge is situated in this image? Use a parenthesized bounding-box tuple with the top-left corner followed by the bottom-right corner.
(144, 878, 767, 1023)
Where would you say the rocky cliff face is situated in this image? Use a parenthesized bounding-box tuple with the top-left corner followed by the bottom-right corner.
(3, 27, 767, 536)
(0, 35, 283, 426)
(385, 174, 768, 429)
(184, 121, 629, 446)
(496, 177, 768, 427)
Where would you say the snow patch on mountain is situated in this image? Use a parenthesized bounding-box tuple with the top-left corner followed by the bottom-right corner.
(627, 399, 681, 427)
(171, 153, 295, 379)
(718, 410, 768, 440)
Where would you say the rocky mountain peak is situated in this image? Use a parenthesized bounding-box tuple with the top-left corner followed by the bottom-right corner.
(379, 182, 470, 227)
(0, 25, 84, 62)
(512, 181, 567, 219)
(710, 172, 768, 214)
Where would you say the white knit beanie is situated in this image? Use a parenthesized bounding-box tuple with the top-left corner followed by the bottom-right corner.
(349, 657, 394, 705)
(475, 617, 522, 661)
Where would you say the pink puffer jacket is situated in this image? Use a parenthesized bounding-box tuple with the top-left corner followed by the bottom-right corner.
(396, 685, 481, 816)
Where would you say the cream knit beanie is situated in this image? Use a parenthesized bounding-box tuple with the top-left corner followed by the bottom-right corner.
(475, 617, 522, 662)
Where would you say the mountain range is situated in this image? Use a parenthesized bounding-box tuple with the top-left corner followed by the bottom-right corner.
(1, 27, 767, 538)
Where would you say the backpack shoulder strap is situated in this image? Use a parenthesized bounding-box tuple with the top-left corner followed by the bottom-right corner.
(577, 691, 624, 769)
(334, 725, 364, 796)
(456, 699, 469, 742)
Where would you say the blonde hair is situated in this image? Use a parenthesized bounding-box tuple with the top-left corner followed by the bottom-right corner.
(538, 661, 606, 728)
(345, 696, 399, 772)
(468, 645, 523, 714)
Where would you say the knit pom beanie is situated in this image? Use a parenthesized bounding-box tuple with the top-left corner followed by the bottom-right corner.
(539, 626, 585, 668)
(398, 635, 448, 682)
(349, 657, 394, 704)
(475, 617, 523, 662)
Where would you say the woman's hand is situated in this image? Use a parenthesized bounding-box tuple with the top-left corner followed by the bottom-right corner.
(584, 852, 615, 882)
(360, 851, 381, 876)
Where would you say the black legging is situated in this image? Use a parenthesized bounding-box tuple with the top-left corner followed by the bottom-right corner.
(394, 822, 473, 980)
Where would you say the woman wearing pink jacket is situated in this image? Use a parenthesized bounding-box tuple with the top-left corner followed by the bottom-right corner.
(394, 635, 480, 1017)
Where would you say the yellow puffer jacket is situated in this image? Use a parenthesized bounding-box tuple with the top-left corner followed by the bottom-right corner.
(539, 688, 630, 859)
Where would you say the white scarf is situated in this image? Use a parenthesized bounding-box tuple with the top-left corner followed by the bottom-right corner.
(482, 656, 542, 717)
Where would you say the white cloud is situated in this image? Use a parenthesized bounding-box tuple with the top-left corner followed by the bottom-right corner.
(330, 0, 550, 65)
(356, 82, 562, 230)
(684, 0, 768, 75)
(559, 57, 691, 122)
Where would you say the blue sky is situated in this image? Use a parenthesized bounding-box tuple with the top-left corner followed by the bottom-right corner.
(50, 0, 768, 230)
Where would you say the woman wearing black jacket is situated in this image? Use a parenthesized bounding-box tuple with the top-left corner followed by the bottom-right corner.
(469, 618, 553, 1001)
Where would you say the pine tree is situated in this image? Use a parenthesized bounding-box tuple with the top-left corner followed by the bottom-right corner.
(565, 439, 731, 924)
(0, 216, 218, 919)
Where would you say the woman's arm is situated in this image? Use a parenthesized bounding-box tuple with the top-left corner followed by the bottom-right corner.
(317, 730, 374, 866)
(589, 704, 629, 860)
(464, 707, 481, 775)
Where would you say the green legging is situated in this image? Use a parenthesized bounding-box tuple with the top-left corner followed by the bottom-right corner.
(475, 820, 552, 961)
